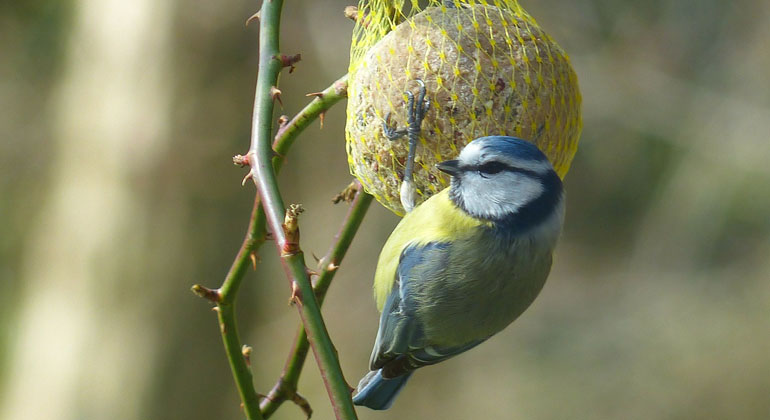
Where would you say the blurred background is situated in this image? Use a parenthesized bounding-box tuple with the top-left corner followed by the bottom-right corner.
(2, 0, 769, 419)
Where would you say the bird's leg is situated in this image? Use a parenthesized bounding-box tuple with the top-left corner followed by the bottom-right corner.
(382, 80, 430, 213)
(402, 80, 430, 212)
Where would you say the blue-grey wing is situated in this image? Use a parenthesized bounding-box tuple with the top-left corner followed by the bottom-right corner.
(369, 242, 486, 377)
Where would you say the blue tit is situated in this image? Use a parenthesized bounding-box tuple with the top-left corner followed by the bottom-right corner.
(352, 135, 565, 410)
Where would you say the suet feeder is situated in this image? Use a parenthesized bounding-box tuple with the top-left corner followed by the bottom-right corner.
(346, 0, 582, 215)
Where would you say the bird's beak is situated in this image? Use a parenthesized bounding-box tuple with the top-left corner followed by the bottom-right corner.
(436, 159, 461, 176)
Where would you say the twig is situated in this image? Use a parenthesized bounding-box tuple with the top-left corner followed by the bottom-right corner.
(246, 1, 358, 419)
(194, 194, 267, 420)
(191, 18, 350, 420)
(192, 76, 349, 419)
(261, 182, 373, 418)
(272, 75, 348, 164)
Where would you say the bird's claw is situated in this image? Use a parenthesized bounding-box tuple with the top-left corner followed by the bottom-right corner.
(381, 79, 430, 213)
(383, 112, 407, 140)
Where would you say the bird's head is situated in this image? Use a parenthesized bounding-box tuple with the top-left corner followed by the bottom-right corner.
(437, 136, 564, 230)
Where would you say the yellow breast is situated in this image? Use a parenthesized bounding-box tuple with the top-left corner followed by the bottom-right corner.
(373, 189, 491, 310)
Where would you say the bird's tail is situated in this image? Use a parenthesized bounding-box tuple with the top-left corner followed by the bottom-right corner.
(352, 369, 413, 410)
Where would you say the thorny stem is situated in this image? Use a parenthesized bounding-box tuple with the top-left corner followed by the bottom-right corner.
(247, 1, 358, 419)
(191, 39, 350, 420)
(211, 194, 265, 420)
(273, 75, 348, 162)
(261, 182, 373, 418)
(191, 1, 351, 417)
(217, 301, 262, 420)
(198, 75, 348, 419)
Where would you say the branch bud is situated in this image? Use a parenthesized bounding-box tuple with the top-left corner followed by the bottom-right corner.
(191, 284, 221, 303)
(275, 54, 302, 73)
(281, 204, 304, 255)
(242, 345, 253, 365)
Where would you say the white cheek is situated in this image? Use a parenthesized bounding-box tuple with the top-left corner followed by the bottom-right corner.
(461, 173, 543, 219)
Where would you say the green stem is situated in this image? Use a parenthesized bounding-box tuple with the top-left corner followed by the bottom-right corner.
(248, 1, 358, 419)
(261, 183, 373, 418)
(272, 75, 348, 164)
(219, 196, 267, 304)
(192, 4, 350, 418)
(191, 193, 265, 420)
(217, 302, 263, 420)
(201, 76, 348, 420)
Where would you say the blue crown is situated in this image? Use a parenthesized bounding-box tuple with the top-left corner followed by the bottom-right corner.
(473, 136, 548, 162)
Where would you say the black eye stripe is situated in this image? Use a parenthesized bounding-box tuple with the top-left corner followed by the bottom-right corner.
(463, 162, 541, 178)
(478, 161, 506, 174)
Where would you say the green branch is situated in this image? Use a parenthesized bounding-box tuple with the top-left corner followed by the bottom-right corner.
(191, 2, 353, 418)
(192, 27, 350, 420)
(192, 192, 265, 420)
(193, 74, 349, 420)
(261, 182, 373, 418)
(246, 0, 358, 419)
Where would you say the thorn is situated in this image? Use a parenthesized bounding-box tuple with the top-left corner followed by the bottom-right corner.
(277, 114, 289, 128)
(242, 345, 253, 365)
(270, 86, 283, 107)
(319, 111, 326, 129)
(305, 91, 324, 98)
(311, 252, 321, 263)
(288, 281, 301, 305)
(326, 262, 339, 272)
(274, 53, 302, 73)
(245, 11, 260, 26)
(250, 251, 259, 269)
(191, 284, 221, 303)
(241, 170, 254, 186)
(211, 307, 220, 312)
(233, 154, 250, 167)
(306, 268, 319, 277)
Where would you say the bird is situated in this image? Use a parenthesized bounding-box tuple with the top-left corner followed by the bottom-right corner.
(352, 135, 565, 410)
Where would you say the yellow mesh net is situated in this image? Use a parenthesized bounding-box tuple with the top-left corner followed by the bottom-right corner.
(346, 0, 582, 215)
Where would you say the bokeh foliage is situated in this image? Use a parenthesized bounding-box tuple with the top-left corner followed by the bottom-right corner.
(1, 0, 769, 419)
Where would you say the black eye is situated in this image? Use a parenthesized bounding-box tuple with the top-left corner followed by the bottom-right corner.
(478, 161, 507, 175)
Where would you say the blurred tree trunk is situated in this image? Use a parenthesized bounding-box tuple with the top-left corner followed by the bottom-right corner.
(0, 1, 173, 419)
